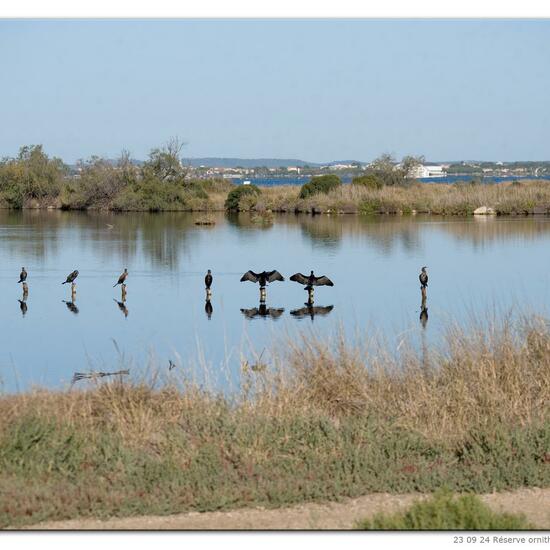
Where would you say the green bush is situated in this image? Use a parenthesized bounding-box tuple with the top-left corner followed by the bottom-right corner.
(225, 184, 261, 211)
(356, 492, 532, 530)
(299, 175, 342, 199)
(0, 145, 66, 208)
(352, 174, 383, 189)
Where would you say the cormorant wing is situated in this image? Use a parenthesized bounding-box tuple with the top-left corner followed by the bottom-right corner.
(290, 273, 309, 285)
(267, 270, 284, 282)
(312, 275, 334, 287)
(240, 270, 260, 283)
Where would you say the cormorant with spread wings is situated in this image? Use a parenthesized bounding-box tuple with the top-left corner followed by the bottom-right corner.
(290, 270, 334, 289)
(240, 270, 284, 288)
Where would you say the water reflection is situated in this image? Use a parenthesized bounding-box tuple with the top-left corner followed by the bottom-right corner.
(18, 298, 28, 317)
(113, 298, 129, 318)
(290, 303, 334, 321)
(240, 303, 285, 320)
(62, 300, 79, 315)
(205, 300, 213, 320)
(4, 211, 550, 271)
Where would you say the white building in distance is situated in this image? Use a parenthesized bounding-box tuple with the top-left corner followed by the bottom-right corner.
(409, 164, 447, 178)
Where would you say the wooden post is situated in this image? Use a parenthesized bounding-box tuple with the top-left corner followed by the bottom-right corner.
(71, 282, 77, 301)
(121, 284, 127, 301)
(206, 288, 212, 301)
(307, 286, 315, 305)
(22, 282, 29, 296)
(260, 286, 266, 303)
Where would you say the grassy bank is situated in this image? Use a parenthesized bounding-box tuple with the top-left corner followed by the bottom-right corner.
(1, 315, 550, 528)
(9, 178, 550, 215)
(2, 146, 550, 214)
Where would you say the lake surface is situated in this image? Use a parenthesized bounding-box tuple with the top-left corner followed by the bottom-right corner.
(2, 210, 550, 393)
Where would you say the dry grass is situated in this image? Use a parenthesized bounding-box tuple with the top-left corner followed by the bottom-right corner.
(1, 314, 549, 527)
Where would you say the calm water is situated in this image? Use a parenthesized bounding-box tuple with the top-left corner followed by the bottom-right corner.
(2, 210, 550, 393)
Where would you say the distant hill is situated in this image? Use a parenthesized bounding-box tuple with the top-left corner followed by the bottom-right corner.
(182, 158, 367, 169)
(182, 158, 322, 168)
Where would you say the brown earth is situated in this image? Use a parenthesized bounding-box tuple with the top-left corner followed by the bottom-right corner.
(19, 488, 550, 530)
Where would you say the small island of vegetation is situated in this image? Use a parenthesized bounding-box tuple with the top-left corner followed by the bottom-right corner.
(1, 141, 550, 216)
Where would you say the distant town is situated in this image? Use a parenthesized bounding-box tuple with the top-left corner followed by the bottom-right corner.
(66, 157, 550, 181)
(181, 159, 550, 180)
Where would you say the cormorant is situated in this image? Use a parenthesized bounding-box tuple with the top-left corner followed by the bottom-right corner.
(290, 304, 334, 320)
(419, 267, 428, 288)
(113, 298, 129, 318)
(290, 271, 334, 289)
(205, 269, 213, 289)
(240, 304, 285, 319)
(62, 270, 79, 285)
(240, 270, 284, 288)
(113, 268, 128, 287)
(18, 267, 27, 283)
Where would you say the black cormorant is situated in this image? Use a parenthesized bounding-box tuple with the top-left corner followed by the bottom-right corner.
(205, 269, 213, 289)
(113, 268, 128, 287)
(62, 270, 79, 285)
(18, 267, 27, 283)
(290, 271, 334, 289)
(419, 267, 428, 288)
(240, 270, 284, 288)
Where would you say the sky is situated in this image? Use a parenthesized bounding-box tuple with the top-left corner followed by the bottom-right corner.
(0, 19, 549, 163)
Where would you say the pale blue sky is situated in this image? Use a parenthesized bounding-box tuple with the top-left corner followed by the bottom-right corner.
(1, 19, 549, 162)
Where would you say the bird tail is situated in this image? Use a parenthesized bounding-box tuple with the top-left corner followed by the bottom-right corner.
(62, 281, 67, 284)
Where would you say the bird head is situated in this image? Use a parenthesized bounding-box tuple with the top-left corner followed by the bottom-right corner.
(207, 269, 211, 274)
(310, 270, 314, 275)
(421, 266, 427, 272)
(124, 268, 128, 272)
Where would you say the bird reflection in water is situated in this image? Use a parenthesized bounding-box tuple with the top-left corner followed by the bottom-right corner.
(205, 300, 213, 320)
(113, 298, 129, 318)
(290, 303, 334, 321)
(62, 300, 79, 315)
(240, 303, 285, 320)
(419, 278, 428, 329)
(18, 298, 28, 317)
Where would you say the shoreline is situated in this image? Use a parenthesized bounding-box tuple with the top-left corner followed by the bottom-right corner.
(2, 179, 550, 216)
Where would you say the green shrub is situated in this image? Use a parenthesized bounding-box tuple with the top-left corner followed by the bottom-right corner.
(225, 184, 261, 211)
(352, 174, 383, 189)
(299, 175, 342, 199)
(356, 492, 532, 530)
(360, 198, 383, 215)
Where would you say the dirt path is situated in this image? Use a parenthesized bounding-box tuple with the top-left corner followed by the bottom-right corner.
(20, 488, 550, 530)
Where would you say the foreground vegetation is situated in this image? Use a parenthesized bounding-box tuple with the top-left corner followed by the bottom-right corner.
(356, 492, 532, 530)
(2, 144, 550, 214)
(1, 314, 549, 528)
